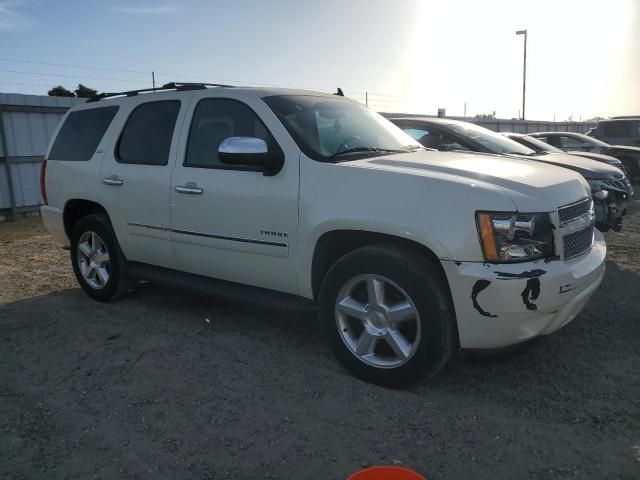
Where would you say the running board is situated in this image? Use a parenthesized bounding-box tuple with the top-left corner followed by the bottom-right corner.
(128, 262, 315, 313)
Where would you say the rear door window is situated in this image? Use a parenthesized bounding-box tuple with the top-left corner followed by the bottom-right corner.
(48, 106, 118, 161)
(602, 121, 632, 137)
(117, 101, 181, 165)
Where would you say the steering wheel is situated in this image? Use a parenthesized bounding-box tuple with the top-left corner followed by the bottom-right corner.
(335, 136, 363, 154)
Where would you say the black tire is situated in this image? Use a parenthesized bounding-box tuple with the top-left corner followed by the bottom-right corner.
(70, 213, 130, 302)
(318, 244, 457, 387)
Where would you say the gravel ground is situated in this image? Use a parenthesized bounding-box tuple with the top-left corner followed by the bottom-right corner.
(1, 214, 640, 480)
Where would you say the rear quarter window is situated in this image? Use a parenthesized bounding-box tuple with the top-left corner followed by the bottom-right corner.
(48, 106, 119, 161)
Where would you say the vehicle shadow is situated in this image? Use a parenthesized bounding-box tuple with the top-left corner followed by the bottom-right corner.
(1, 261, 639, 479)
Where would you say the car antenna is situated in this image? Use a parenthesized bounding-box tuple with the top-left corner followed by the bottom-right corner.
(334, 87, 344, 97)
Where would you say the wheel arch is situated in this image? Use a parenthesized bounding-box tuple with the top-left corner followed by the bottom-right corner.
(63, 199, 110, 239)
(310, 229, 449, 301)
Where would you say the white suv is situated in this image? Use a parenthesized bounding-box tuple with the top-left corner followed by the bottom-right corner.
(40, 83, 606, 385)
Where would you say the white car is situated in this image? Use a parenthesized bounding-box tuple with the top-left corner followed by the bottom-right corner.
(40, 83, 606, 386)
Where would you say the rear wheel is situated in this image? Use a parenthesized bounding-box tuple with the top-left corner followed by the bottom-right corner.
(70, 214, 130, 302)
(319, 245, 457, 386)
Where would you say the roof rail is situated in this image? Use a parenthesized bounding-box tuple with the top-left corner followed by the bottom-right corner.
(610, 115, 640, 120)
(86, 81, 234, 103)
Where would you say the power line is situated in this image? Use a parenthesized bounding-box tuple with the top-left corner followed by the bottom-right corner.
(0, 68, 148, 84)
(0, 58, 149, 75)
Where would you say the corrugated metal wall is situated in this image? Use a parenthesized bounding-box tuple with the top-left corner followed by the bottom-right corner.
(0, 93, 84, 213)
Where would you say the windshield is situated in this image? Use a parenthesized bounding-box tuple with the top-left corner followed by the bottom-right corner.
(569, 132, 610, 147)
(448, 122, 536, 155)
(263, 95, 422, 161)
(518, 135, 564, 153)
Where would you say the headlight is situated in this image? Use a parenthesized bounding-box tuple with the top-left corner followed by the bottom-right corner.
(476, 212, 554, 262)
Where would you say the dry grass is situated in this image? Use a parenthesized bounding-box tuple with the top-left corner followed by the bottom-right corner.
(0, 216, 75, 304)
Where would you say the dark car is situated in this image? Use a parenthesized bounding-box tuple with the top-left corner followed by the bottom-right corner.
(501, 132, 626, 171)
(591, 117, 640, 147)
(528, 131, 640, 182)
(390, 117, 633, 231)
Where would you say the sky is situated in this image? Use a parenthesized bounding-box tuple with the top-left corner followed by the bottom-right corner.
(0, 0, 638, 121)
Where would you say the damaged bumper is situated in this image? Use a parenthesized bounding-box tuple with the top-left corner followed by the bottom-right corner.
(592, 178, 634, 232)
(442, 231, 606, 349)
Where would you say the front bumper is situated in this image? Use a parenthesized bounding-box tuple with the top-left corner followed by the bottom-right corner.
(442, 231, 606, 349)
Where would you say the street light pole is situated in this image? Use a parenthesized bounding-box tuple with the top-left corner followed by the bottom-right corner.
(516, 29, 527, 120)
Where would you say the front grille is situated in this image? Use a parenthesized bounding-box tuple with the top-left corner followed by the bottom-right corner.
(600, 178, 634, 194)
(558, 198, 591, 224)
(563, 226, 594, 260)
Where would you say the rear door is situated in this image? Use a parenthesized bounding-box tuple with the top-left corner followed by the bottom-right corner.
(99, 95, 190, 269)
(169, 92, 300, 294)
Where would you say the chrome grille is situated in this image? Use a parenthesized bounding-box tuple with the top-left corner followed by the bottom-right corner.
(558, 198, 591, 224)
(563, 226, 594, 260)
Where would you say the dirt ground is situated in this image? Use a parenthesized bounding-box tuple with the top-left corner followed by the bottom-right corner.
(1, 214, 640, 480)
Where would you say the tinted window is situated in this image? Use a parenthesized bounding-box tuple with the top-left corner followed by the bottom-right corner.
(48, 106, 118, 161)
(403, 127, 469, 151)
(448, 123, 534, 155)
(602, 121, 632, 137)
(117, 101, 180, 165)
(559, 136, 588, 149)
(517, 135, 563, 153)
(185, 98, 277, 168)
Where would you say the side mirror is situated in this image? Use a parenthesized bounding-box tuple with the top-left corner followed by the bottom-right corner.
(218, 137, 284, 176)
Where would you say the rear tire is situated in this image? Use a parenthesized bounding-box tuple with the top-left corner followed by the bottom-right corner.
(70, 214, 130, 302)
(318, 245, 457, 387)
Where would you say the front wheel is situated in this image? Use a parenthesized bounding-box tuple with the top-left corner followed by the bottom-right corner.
(318, 245, 457, 386)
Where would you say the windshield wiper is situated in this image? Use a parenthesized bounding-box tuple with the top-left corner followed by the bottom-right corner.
(328, 147, 405, 161)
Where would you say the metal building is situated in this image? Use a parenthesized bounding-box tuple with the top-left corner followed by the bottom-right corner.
(0, 93, 83, 220)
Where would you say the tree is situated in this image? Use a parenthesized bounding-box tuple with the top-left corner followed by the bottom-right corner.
(47, 85, 75, 97)
(74, 83, 98, 98)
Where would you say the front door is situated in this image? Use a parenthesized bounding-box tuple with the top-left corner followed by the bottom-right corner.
(170, 94, 300, 294)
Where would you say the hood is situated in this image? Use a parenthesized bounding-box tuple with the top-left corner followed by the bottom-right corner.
(608, 145, 640, 155)
(565, 151, 624, 167)
(510, 152, 624, 180)
(341, 151, 589, 212)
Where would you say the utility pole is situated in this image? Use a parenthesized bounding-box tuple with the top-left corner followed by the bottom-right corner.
(365, 91, 368, 107)
(464, 102, 467, 119)
(516, 29, 527, 120)
(152, 71, 156, 90)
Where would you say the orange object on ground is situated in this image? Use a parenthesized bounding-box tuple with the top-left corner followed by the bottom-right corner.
(348, 466, 425, 480)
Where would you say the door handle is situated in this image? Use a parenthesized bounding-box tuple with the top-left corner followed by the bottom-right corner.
(175, 182, 203, 194)
(102, 176, 123, 186)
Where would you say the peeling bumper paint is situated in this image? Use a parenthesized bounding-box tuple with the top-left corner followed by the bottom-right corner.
(442, 230, 606, 349)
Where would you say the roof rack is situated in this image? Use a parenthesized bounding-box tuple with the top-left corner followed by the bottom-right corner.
(86, 82, 234, 103)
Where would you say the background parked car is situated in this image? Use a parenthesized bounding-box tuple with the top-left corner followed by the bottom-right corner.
(390, 117, 632, 231)
(501, 132, 626, 172)
(528, 131, 640, 182)
(591, 117, 640, 147)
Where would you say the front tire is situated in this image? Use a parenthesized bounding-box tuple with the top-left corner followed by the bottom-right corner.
(318, 245, 457, 386)
(70, 214, 130, 302)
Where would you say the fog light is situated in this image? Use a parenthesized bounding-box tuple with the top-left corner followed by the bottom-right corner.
(595, 190, 609, 200)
